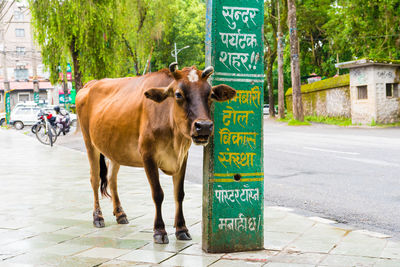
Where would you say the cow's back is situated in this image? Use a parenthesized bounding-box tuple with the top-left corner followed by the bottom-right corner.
(76, 71, 173, 166)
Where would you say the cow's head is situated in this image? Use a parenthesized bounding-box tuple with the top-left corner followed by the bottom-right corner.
(144, 62, 236, 146)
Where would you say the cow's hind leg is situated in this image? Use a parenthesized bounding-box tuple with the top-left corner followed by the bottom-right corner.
(108, 161, 129, 224)
(142, 154, 168, 244)
(173, 155, 191, 240)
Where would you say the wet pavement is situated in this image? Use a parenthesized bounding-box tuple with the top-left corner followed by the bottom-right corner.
(1, 128, 400, 266)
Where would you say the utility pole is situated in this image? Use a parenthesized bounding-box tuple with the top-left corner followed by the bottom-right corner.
(31, 28, 39, 103)
(170, 43, 190, 68)
(1, 22, 10, 124)
(1, 26, 9, 91)
(288, 0, 304, 121)
(277, 0, 285, 119)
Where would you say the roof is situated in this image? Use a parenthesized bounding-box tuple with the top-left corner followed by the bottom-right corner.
(336, 58, 400, 69)
(0, 81, 54, 91)
(286, 74, 350, 96)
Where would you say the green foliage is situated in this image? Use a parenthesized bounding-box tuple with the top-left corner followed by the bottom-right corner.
(286, 74, 350, 96)
(29, 0, 206, 86)
(151, 0, 206, 70)
(325, 0, 400, 60)
(370, 118, 377, 126)
(29, 0, 127, 84)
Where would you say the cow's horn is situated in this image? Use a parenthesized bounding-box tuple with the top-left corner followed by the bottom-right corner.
(202, 66, 214, 79)
(169, 62, 178, 73)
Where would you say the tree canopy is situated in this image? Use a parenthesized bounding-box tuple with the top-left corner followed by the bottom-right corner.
(30, 0, 400, 99)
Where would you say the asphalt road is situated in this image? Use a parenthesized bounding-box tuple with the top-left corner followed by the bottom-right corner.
(186, 118, 400, 240)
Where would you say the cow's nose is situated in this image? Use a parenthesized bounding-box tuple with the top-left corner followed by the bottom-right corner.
(194, 120, 213, 135)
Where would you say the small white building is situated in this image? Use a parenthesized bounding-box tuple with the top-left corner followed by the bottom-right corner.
(336, 59, 400, 124)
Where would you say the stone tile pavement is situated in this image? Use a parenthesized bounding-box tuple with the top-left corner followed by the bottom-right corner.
(0, 129, 400, 266)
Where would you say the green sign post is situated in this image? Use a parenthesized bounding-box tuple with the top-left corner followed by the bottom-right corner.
(5, 90, 11, 124)
(203, 0, 264, 253)
(33, 92, 39, 104)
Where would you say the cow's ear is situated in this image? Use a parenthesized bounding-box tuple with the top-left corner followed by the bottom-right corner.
(211, 84, 237, 102)
(144, 87, 173, 103)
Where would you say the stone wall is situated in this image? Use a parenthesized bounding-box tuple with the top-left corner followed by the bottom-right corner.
(286, 74, 351, 118)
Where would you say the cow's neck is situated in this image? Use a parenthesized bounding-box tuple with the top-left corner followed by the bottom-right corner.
(170, 108, 192, 159)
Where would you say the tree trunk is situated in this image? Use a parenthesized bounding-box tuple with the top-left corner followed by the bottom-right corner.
(287, 0, 304, 121)
(70, 37, 83, 132)
(277, 0, 285, 119)
(70, 38, 83, 92)
(267, 60, 275, 117)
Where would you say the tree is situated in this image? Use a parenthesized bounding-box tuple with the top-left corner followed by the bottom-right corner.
(29, 0, 128, 92)
(325, 0, 400, 60)
(264, 0, 277, 117)
(277, 0, 286, 119)
(287, 0, 303, 121)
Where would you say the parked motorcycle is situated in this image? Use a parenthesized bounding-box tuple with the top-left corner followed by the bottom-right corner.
(32, 110, 72, 137)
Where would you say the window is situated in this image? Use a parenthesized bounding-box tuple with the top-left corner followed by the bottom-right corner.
(15, 28, 25, 37)
(18, 93, 30, 102)
(13, 10, 24, 21)
(357, 85, 368, 100)
(16, 46, 25, 56)
(386, 83, 398, 98)
(15, 68, 28, 81)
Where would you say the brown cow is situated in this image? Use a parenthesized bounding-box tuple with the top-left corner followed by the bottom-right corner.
(76, 63, 236, 244)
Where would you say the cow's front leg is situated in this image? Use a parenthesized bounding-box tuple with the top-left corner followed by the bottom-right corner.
(173, 155, 192, 240)
(142, 154, 168, 244)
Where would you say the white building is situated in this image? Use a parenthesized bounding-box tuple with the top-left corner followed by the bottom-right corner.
(336, 59, 400, 124)
(0, 0, 56, 111)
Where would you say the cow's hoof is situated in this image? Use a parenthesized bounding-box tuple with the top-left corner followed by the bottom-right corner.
(116, 215, 129, 224)
(176, 230, 192, 240)
(93, 218, 105, 228)
(154, 231, 169, 244)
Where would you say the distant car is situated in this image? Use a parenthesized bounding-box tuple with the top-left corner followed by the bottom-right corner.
(10, 106, 42, 130)
(263, 104, 270, 115)
(0, 112, 5, 126)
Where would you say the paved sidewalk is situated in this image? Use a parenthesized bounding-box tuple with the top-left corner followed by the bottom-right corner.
(0, 129, 399, 266)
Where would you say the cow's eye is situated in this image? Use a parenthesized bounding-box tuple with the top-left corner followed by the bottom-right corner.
(175, 92, 183, 99)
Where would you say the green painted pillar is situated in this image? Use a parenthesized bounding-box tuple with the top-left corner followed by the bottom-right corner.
(203, 0, 264, 253)
(5, 90, 11, 124)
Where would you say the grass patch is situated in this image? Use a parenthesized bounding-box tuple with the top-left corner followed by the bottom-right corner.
(277, 113, 311, 126)
(278, 113, 400, 127)
(288, 119, 311, 126)
(305, 115, 353, 126)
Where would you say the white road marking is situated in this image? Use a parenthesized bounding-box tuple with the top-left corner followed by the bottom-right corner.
(337, 156, 400, 167)
(188, 69, 199, 82)
(273, 148, 310, 156)
(303, 146, 360, 155)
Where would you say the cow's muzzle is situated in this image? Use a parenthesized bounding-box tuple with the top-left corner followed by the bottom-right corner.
(191, 120, 213, 146)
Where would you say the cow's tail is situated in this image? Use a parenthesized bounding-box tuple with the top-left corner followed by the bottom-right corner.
(99, 154, 111, 198)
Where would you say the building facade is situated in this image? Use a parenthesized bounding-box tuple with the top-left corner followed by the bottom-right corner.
(0, 0, 55, 112)
(285, 59, 400, 124)
(337, 59, 400, 124)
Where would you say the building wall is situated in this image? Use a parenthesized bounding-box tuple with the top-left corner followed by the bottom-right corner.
(349, 66, 377, 124)
(350, 65, 400, 124)
(374, 66, 400, 124)
(0, 0, 49, 80)
(286, 74, 351, 118)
